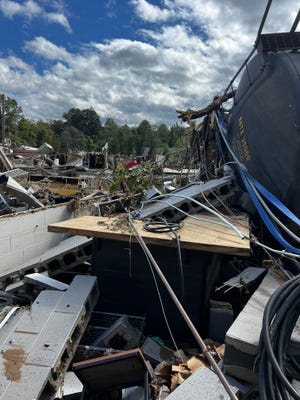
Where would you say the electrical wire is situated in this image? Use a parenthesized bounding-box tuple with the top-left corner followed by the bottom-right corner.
(140, 190, 300, 260)
(215, 111, 300, 232)
(214, 111, 300, 254)
(250, 237, 300, 260)
(143, 192, 248, 239)
(143, 198, 236, 230)
(143, 250, 185, 363)
(143, 220, 183, 233)
(143, 218, 185, 303)
(128, 213, 239, 400)
(198, 179, 239, 219)
(0, 290, 29, 305)
(259, 274, 300, 400)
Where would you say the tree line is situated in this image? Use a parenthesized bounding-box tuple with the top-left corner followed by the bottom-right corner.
(1, 96, 188, 157)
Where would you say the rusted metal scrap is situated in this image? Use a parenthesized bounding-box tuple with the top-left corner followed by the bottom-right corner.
(176, 90, 236, 122)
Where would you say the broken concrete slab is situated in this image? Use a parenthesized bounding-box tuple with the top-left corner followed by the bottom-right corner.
(0, 275, 99, 400)
(136, 176, 234, 222)
(223, 270, 300, 383)
(141, 337, 174, 366)
(91, 314, 142, 350)
(166, 366, 238, 400)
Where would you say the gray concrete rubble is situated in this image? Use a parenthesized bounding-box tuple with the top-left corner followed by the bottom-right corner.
(0, 275, 99, 400)
(165, 365, 239, 400)
(1, 235, 92, 286)
(223, 270, 300, 383)
(135, 176, 234, 222)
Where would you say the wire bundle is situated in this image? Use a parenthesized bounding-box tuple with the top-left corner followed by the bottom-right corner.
(143, 220, 183, 233)
(259, 274, 300, 399)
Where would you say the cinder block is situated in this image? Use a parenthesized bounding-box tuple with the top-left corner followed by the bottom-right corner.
(23, 241, 50, 263)
(0, 215, 24, 239)
(0, 250, 24, 272)
(223, 271, 300, 383)
(11, 231, 35, 253)
(225, 271, 282, 350)
(0, 275, 98, 400)
(0, 237, 10, 255)
(22, 209, 46, 231)
(45, 205, 71, 225)
(34, 226, 50, 244)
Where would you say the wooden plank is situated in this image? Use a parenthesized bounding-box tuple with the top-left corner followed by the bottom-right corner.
(48, 213, 250, 256)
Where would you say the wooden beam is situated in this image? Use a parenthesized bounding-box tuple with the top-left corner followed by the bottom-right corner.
(48, 213, 250, 256)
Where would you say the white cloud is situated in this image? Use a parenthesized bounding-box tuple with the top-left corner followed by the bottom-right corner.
(0, 0, 299, 125)
(45, 12, 71, 33)
(24, 37, 72, 62)
(0, 0, 71, 31)
(130, 0, 174, 23)
(141, 24, 208, 51)
(0, 0, 41, 18)
(0, 55, 41, 93)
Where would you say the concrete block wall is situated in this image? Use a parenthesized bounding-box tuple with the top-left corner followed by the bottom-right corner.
(223, 270, 300, 383)
(0, 203, 73, 276)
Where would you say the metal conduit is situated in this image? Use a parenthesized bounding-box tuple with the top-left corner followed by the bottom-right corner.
(128, 215, 239, 400)
(290, 8, 300, 32)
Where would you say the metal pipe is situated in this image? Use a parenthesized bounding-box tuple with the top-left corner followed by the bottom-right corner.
(290, 8, 300, 32)
(128, 215, 239, 400)
(224, 0, 273, 94)
(223, 47, 256, 94)
(254, 0, 273, 47)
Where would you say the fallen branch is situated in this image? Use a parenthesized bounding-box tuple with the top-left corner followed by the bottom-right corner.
(176, 90, 236, 122)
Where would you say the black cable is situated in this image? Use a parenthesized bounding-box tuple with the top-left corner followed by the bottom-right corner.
(143, 220, 183, 233)
(143, 219, 185, 303)
(259, 275, 300, 399)
(0, 290, 30, 305)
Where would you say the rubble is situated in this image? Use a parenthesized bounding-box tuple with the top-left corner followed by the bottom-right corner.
(1, 9, 300, 396)
(0, 275, 99, 400)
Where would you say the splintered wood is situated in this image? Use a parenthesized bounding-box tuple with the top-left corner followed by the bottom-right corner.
(152, 344, 225, 397)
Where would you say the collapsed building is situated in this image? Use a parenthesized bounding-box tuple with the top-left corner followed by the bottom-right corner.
(1, 4, 300, 400)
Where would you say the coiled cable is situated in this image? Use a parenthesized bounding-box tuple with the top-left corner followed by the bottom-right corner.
(259, 274, 300, 399)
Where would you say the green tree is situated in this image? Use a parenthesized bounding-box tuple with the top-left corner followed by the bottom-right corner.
(58, 126, 83, 153)
(33, 121, 55, 147)
(82, 137, 98, 152)
(15, 118, 37, 146)
(1, 96, 24, 141)
(156, 123, 169, 144)
(136, 119, 152, 155)
(63, 107, 102, 137)
(119, 125, 136, 155)
(49, 119, 64, 136)
(169, 124, 186, 147)
(103, 118, 119, 152)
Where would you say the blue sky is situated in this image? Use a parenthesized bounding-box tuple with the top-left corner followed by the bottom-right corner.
(0, 0, 299, 126)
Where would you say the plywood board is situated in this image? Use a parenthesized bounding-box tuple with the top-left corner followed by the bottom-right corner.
(48, 213, 250, 256)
